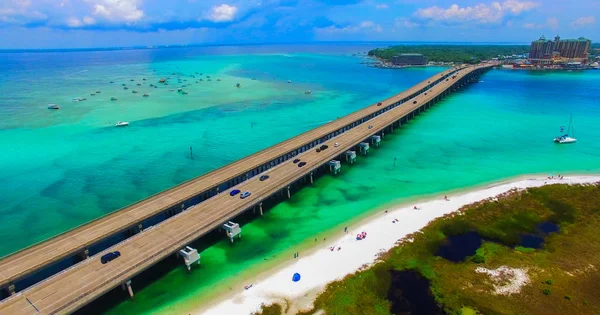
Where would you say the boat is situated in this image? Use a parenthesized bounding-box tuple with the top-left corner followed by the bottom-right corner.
(111, 97, 118, 101)
(305, 90, 311, 94)
(236, 83, 241, 88)
(287, 80, 292, 83)
(132, 90, 138, 94)
(95, 90, 101, 93)
(143, 93, 149, 97)
(554, 114, 577, 144)
(47, 104, 60, 110)
(217, 78, 221, 81)
(115, 121, 129, 127)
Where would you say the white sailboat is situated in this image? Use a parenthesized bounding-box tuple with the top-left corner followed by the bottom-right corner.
(554, 114, 577, 144)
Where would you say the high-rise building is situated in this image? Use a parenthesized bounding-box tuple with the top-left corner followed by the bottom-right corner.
(529, 35, 591, 64)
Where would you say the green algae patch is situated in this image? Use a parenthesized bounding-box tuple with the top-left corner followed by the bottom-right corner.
(281, 183, 600, 315)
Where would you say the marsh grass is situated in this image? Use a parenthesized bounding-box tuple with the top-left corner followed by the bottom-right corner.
(258, 183, 600, 314)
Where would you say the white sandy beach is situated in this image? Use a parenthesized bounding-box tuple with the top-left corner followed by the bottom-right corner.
(199, 175, 600, 315)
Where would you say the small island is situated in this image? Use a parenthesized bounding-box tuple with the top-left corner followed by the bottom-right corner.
(368, 44, 530, 67)
(368, 36, 599, 70)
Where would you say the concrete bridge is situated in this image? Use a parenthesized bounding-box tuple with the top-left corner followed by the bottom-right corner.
(0, 63, 493, 314)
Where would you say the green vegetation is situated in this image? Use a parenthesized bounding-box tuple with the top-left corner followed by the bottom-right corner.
(260, 183, 600, 314)
(368, 45, 530, 64)
(253, 303, 283, 315)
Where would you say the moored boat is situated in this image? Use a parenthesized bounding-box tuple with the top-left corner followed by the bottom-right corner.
(115, 121, 129, 127)
(554, 114, 577, 144)
(47, 104, 60, 110)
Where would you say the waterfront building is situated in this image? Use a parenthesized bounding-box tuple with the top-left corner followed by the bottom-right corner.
(392, 53, 427, 66)
(529, 35, 591, 64)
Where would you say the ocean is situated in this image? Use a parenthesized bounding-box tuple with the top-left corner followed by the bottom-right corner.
(0, 43, 598, 314)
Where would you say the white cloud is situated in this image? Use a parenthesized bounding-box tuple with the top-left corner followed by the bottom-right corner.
(0, 0, 46, 24)
(523, 17, 558, 30)
(395, 18, 419, 28)
(316, 20, 382, 34)
(546, 17, 558, 29)
(571, 16, 596, 28)
(66, 15, 96, 27)
(414, 1, 539, 24)
(375, 4, 388, 9)
(208, 4, 238, 22)
(89, 0, 144, 23)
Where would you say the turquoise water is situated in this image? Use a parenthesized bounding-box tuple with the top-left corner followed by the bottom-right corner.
(1, 45, 599, 314)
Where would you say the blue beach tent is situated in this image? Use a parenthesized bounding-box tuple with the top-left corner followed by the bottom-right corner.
(292, 273, 301, 282)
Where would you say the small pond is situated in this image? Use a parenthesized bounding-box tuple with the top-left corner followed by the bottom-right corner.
(435, 231, 482, 262)
(518, 221, 560, 249)
(388, 270, 444, 315)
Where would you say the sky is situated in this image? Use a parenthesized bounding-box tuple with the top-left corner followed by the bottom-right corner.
(0, 0, 598, 49)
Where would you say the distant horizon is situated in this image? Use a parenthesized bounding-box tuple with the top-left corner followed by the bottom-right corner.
(0, 40, 545, 53)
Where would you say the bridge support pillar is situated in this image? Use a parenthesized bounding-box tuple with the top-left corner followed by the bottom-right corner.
(259, 203, 263, 216)
(78, 248, 89, 260)
(5, 284, 16, 296)
(122, 280, 134, 299)
(287, 186, 291, 199)
(310, 172, 314, 184)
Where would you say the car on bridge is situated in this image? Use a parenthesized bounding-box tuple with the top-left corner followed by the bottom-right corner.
(260, 175, 270, 181)
(240, 191, 251, 199)
(316, 148, 321, 152)
(293, 158, 301, 163)
(230, 189, 241, 196)
(320, 144, 328, 150)
(101, 251, 121, 264)
(377, 102, 382, 106)
(413, 101, 417, 104)
(298, 162, 306, 167)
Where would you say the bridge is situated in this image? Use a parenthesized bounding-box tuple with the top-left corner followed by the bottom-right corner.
(0, 63, 493, 314)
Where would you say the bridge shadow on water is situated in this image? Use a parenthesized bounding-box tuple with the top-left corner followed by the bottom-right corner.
(75, 192, 292, 314)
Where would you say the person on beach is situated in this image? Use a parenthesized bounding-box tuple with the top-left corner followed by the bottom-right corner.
(344, 226, 348, 233)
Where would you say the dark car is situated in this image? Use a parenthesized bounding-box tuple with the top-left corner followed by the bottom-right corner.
(377, 102, 382, 106)
(260, 175, 270, 181)
(298, 161, 307, 167)
(230, 189, 241, 196)
(101, 251, 121, 264)
(424, 93, 428, 95)
(320, 144, 328, 150)
(413, 100, 417, 104)
(293, 158, 301, 164)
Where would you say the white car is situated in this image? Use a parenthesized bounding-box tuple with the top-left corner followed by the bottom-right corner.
(334, 142, 340, 147)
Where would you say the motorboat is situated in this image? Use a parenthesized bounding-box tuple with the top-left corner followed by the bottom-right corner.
(305, 90, 311, 94)
(111, 97, 118, 101)
(287, 80, 292, 83)
(236, 83, 242, 88)
(554, 114, 577, 144)
(143, 93, 149, 97)
(115, 121, 129, 127)
(47, 104, 60, 110)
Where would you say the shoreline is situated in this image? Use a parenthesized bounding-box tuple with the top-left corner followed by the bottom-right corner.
(195, 174, 600, 315)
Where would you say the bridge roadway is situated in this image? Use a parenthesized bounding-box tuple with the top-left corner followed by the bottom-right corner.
(0, 66, 465, 291)
(0, 64, 492, 314)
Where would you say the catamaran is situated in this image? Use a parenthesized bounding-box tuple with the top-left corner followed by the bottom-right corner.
(554, 114, 577, 144)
